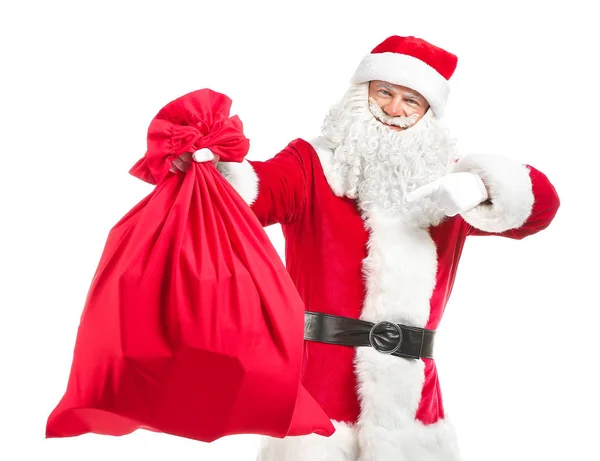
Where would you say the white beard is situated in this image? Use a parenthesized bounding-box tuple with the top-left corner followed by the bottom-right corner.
(321, 83, 457, 228)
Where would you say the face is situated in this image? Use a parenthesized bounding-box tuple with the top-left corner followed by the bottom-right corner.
(368, 80, 430, 130)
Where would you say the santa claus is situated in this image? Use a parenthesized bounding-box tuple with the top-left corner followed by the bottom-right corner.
(172, 35, 560, 461)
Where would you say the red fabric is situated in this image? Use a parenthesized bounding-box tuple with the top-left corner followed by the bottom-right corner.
(249, 140, 368, 423)
(130, 89, 249, 184)
(415, 359, 445, 424)
(46, 90, 334, 442)
(371, 35, 458, 80)
(244, 139, 559, 425)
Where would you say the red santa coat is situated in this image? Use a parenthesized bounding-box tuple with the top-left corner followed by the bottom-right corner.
(217, 137, 560, 460)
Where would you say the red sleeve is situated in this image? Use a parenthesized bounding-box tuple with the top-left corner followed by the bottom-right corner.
(216, 139, 308, 227)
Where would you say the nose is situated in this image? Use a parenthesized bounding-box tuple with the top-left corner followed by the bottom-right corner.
(383, 97, 405, 117)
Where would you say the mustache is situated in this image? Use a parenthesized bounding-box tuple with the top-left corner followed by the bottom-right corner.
(368, 98, 420, 128)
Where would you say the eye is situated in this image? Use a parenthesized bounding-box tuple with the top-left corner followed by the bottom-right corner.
(378, 89, 393, 97)
(407, 98, 420, 106)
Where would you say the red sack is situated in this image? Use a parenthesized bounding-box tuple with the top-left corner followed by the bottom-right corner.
(46, 89, 334, 442)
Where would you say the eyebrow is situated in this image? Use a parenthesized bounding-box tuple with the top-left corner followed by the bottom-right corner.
(404, 92, 425, 102)
(377, 83, 396, 93)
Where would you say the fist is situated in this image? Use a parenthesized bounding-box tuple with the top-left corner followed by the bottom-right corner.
(169, 148, 220, 173)
(405, 172, 489, 217)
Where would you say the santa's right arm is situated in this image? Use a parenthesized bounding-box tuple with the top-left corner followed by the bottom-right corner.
(216, 141, 308, 226)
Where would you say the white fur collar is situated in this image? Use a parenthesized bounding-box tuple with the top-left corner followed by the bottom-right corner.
(309, 136, 346, 197)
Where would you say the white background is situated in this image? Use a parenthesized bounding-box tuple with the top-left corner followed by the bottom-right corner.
(1, 1, 598, 460)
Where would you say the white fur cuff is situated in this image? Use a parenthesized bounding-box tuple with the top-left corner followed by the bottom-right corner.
(216, 160, 259, 205)
(452, 154, 534, 233)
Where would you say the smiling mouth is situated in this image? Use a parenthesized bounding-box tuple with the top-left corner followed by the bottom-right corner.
(376, 118, 405, 131)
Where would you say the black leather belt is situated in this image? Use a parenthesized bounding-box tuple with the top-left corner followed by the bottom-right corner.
(303, 311, 435, 359)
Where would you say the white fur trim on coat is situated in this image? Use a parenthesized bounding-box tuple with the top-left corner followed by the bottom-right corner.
(351, 53, 450, 118)
(355, 211, 435, 433)
(452, 154, 534, 233)
(353, 211, 463, 460)
(310, 137, 345, 197)
(216, 160, 259, 205)
(256, 420, 357, 461)
(357, 418, 462, 461)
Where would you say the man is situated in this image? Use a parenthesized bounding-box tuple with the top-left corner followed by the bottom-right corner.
(172, 35, 560, 461)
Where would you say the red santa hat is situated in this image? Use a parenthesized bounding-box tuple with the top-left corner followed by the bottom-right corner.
(351, 35, 458, 118)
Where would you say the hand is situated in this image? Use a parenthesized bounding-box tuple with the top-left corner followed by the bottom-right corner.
(169, 148, 220, 173)
(405, 172, 489, 217)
